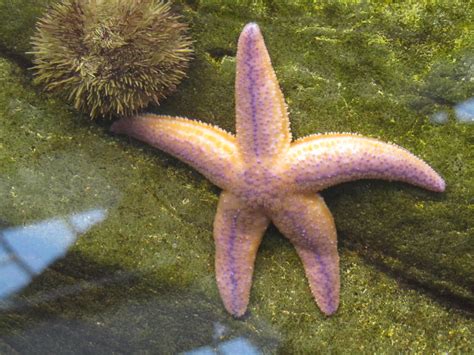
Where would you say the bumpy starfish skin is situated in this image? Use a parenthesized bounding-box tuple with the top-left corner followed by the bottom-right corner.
(111, 23, 445, 317)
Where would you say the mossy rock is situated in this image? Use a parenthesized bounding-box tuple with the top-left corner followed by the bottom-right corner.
(0, 1, 473, 353)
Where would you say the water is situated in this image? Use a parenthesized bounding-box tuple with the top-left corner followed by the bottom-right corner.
(0, 2, 472, 353)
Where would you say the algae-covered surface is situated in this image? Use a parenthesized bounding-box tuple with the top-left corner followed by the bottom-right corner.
(0, 1, 473, 353)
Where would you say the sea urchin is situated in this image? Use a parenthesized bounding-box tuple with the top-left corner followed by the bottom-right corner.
(31, 0, 193, 118)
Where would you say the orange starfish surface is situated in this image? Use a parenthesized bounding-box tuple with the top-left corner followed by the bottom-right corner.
(111, 23, 445, 317)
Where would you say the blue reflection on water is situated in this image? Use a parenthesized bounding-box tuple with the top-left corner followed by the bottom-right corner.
(184, 337, 261, 355)
(70, 209, 107, 233)
(185, 346, 215, 355)
(219, 338, 261, 355)
(454, 98, 474, 123)
(0, 209, 107, 299)
(430, 111, 449, 124)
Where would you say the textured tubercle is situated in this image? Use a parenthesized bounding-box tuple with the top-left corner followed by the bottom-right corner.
(235, 23, 291, 161)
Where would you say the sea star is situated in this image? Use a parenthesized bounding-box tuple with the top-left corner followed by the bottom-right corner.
(111, 23, 445, 317)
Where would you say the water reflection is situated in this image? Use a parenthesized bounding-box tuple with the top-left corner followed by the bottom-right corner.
(430, 111, 448, 124)
(429, 98, 474, 124)
(454, 98, 474, 123)
(0, 209, 107, 299)
(184, 336, 261, 355)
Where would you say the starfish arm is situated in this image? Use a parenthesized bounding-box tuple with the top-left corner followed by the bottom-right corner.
(270, 193, 340, 315)
(111, 114, 241, 190)
(286, 134, 446, 193)
(213, 190, 270, 317)
(235, 23, 291, 162)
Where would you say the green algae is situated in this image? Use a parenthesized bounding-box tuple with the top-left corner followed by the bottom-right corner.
(0, 0, 55, 60)
(0, 1, 473, 353)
